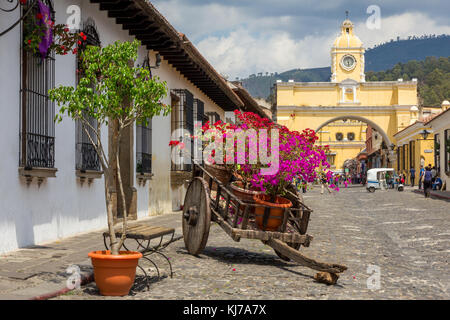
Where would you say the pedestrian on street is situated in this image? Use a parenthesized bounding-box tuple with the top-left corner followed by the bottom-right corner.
(423, 166, 433, 198)
(410, 166, 416, 187)
(433, 175, 443, 190)
(320, 173, 332, 194)
(400, 173, 405, 185)
(418, 165, 424, 190)
(431, 166, 437, 183)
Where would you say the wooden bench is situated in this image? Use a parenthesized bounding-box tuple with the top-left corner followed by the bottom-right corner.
(103, 223, 181, 289)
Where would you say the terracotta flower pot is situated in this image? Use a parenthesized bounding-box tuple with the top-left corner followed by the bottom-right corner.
(253, 194, 292, 231)
(204, 163, 232, 189)
(88, 250, 142, 296)
(230, 181, 264, 215)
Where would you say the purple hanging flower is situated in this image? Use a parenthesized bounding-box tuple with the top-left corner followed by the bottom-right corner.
(37, 0, 53, 59)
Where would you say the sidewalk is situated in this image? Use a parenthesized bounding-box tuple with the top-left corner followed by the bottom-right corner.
(0, 212, 182, 300)
(412, 188, 450, 200)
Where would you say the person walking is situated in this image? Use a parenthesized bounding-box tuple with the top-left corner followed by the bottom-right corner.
(410, 166, 416, 187)
(320, 173, 332, 194)
(423, 166, 433, 198)
(418, 165, 424, 190)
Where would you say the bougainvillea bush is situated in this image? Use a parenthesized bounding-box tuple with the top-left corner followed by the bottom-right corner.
(232, 110, 334, 199)
(170, 109, 335, 199)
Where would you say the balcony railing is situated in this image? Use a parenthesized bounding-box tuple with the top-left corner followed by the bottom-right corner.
(22, 133, 55, 169)
(76, 142, 101, 172)
(137, 152, 152, 174)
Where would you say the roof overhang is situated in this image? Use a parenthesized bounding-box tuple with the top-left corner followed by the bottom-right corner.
(230, 82, 271, 118)
(90, 0, 243, 111)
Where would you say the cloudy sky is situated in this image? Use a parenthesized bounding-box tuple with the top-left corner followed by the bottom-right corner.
(151, 0, 450, 79)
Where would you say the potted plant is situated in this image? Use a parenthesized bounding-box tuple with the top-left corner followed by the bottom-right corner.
(49, 39, 169, 296)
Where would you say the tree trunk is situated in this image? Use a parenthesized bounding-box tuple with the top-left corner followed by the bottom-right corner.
(107, 126, 121, 255)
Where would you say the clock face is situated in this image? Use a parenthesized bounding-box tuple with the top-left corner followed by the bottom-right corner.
(341, 55, 356, 70)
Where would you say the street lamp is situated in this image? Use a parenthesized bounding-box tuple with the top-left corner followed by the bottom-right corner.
(141, 53, 161, 71)
(420, 129, 430, 140)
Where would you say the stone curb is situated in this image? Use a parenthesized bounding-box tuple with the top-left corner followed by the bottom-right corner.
(29, 272, 94, 300)
(413, 189, 450, 200)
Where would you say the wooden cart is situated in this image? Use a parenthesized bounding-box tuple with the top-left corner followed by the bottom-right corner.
(182, 162, 347, 284)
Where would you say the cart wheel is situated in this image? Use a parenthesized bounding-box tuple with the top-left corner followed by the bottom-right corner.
(182, 177, 211, 256)
(368, 186, 376, 193)
(274, 242, 301, 261)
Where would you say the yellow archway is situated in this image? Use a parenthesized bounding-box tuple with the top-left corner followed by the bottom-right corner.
(316, 115, 393, 148)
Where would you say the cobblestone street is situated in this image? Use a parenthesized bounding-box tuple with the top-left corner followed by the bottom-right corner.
(53, 187, 449, 300)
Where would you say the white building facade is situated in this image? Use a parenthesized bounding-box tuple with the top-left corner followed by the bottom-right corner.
(0, 0, 243, 254)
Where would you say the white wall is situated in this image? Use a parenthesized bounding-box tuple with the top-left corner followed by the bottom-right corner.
(430, 111, 450, 189)
(0, 1, 229, 253)
(148, 49, 227, 212)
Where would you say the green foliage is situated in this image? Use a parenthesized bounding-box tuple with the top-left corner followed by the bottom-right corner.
(366, 56, 450, 106)
(49, 39, 170, 128)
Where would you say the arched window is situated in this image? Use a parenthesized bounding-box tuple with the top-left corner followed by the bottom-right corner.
(20, 0, 56, 169)
(75, 19, 101, 172)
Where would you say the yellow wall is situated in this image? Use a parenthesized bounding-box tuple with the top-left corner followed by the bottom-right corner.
(395, 126, 435, 183)
(277, 83, 417, 108)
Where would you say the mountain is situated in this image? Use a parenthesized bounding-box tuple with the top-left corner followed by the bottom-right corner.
(240, 35, 450, 99)
(366, 56, 450, 106)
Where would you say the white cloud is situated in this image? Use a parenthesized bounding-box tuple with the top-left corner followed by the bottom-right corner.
(197, 30, 334, 78)
(152, 1, 450, 79)
(355, 12, 450, 48)
(198, 12, 450, 78)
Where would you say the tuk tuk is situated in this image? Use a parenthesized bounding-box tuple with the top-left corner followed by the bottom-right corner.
(366, 168, 399, 192)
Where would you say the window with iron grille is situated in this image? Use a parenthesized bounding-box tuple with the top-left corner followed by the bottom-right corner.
(75, 19, 101, 172)
(193, 99, 207, 164)
(171, 89, 194, 171)
(20, 0, 55, 169)
(136, 119, 152, 174)
(445, 129, 450, 173)
(433, 133, 440, 174)
(207, 112, 221, 124)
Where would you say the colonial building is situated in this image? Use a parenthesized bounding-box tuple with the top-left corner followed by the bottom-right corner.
(393, 102, 448, 184)
(426, 101, 450, 189)
(273, 18, 419, 171)
(0, 0, 245, 254)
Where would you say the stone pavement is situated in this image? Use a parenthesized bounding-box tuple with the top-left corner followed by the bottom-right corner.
(413, 188, 450, 200)
(1, 186, 449, 300)
(0, 213, 183, 300)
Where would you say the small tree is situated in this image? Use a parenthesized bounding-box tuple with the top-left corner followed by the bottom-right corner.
(49, 40, 169, 255)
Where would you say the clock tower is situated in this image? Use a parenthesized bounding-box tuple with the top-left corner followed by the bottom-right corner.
(331, 18, 365, 83)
